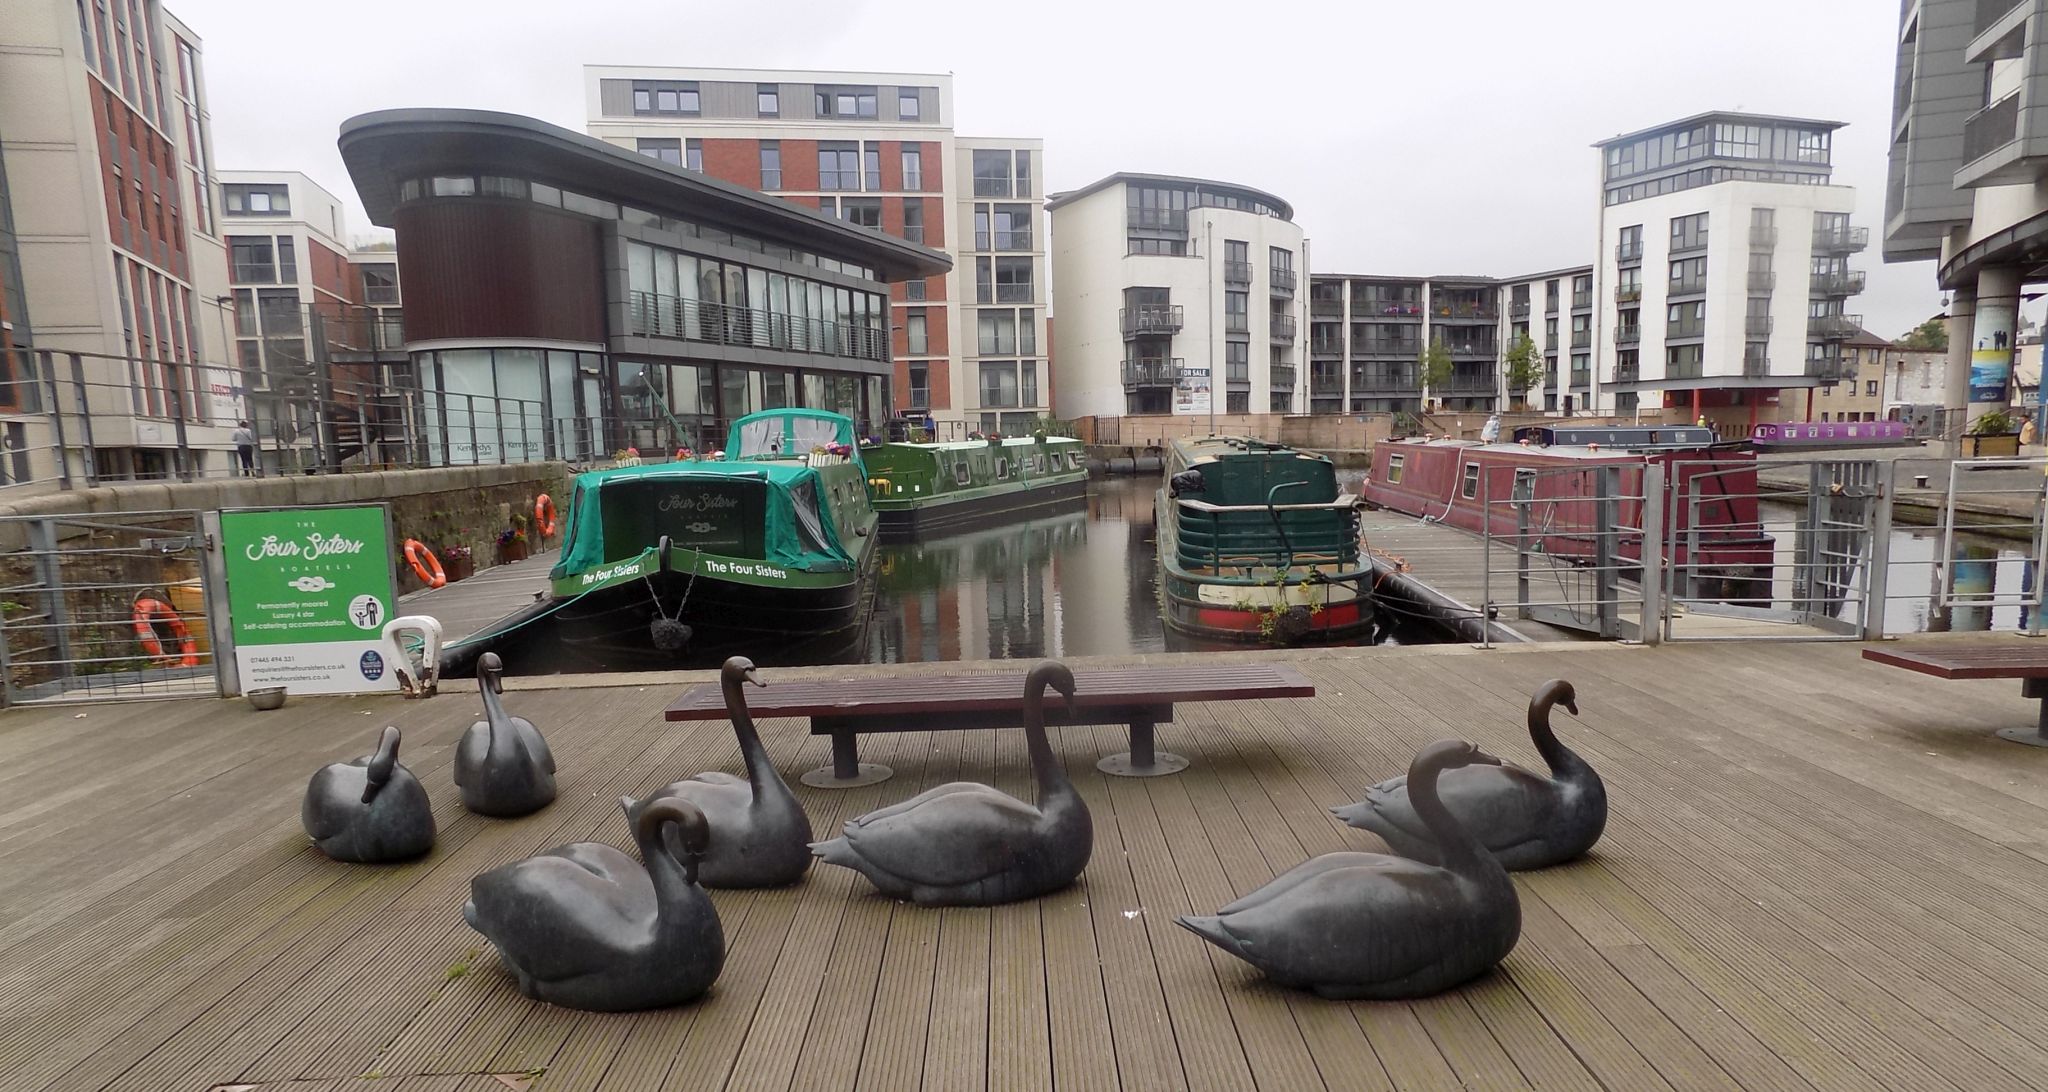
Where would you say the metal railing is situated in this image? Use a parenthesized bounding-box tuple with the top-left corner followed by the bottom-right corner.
(1744, 355, 1770, 378)
(1615, 285, 1642, 303)
(1668, 277, 1707, 297)
(1666, 319, 1705, 340)
(1749, 225, 1778, 248)
(1615, 325, 1641, 346)
(1748, 271, 1777, 292)
(1310, 336, 1344, 356)
(1269, 267, 1298, 294)
(973, 230, 1032, 251)
(1351, 365, 1418, 390)
(974, 177, 1013, 197)
(1270, 314, 1298, 341)
(626, 291, 887, 361)
(1269, 364, 1296, 388)
(1441, 339, 1496, 358)
(1570, 331, 1592, 349)
(1355, 338, 1421, 356)
(1746, 315, 1775, 336)
(1433, 302, 1497, 321)
(1223, 260, 1253, 285)
(1616, 241, 1643, 263)
(1610, 362, 1640, 383)
(1808, 313, 1864, 339)
(1812, 225, 1871, 253)
(1510, 300, 1531, 318)
(1127, 207, 1187, 232)
(1571, 292, 1592, 310)
(1809, 270, 1867, 295)
(1225, 312, 1250, 335)
(1121, 358, 1185, 388)
(1120, 305, 1184, 336)
(1359, 300, 1424, 317)
(1965, 94, 2021, 164)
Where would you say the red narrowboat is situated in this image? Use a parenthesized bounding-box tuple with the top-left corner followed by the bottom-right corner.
(1363, 425, 1773, 600)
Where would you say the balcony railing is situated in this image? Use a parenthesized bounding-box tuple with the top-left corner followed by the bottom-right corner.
(1351, 366, 1418, 390)
(1309, 296, 1343, 317)
(908, 388, 930, 410)
(1610, 362, 1640, 384)
(1614, 285, 1642, 304)
(1743, 356, 1770, 378)
(1571, 292, 1592, 310)
(902, 225, 925, 245)
(1127, 207, 1187, 232)
(1809, 270, 1867, 295)
(973, 230, 1032, 251)
(1269, 267, 1298, 294)
(1570, 369, 1591, 388)
(1808, 313, 1864, 339)
(1980, 0, 2026, 34)
(1355, 338, 1422, 357)
(1359, 300, 1423, 318)
(1434, 303, 1497, 322)
(1120, 305, 1184, 337)
(1812, 224, 1870, 253)
(1442, 340, 1496, 359)
(1666, 319, 1706, 340)
(1223, 260, 1253, 285)
(1670, 233, 1709, 255)
(1310, 336, 1344, 356)
(626, 291, 886, 361)
(1616, 241, 1643, 264)
(1269, 364, 1296, 389)
(1805, 355, 1853, 381)
(1614, 324, 1641, 347)
(974, 177, 1012, 198)
(1965, 93, 2021, 164)
(1747, 271, 1776, 292)
(1749, 225, 1778, 248)
(1668, 277, 1707, 298)
(1271, 314, 1298, 341)
(1121, 358, 1185, 389)
(1745, 315, 1774, 336)
(980, 282, 1034, 304)
(1435, 371, 1498, 394)
(1510, 300, 1531, 318)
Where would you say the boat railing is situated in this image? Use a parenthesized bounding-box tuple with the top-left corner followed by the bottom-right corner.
(1172, 494, 1362, 575)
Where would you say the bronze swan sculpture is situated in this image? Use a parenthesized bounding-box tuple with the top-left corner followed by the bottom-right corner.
(1179, 739, 1521, 999)
(462, 796, 724, 1011)
(627, 657, 812, 887)
(811, 660, 1092, 906)
(301, 725, 435, 863)
(1333, 679, 1604, 870)
(454, 652, 557, 817)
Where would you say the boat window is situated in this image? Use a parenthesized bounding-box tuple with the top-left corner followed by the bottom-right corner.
(954, 460, 972, 485)
(1033, 454, 1045, 473)
(1513, 468, 1536, 503)
(996, 457, 1010, 480)
(1386, 454, 1405, 484)
(1461, 463, 1481, 500)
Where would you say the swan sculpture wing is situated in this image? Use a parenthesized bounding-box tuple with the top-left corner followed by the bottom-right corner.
(514, 718, 557, 774)
(1211, 858, 1471, 984)
(841, 787, 1045, 887)
(466, 846, 653, 985)
(844, 781, 995, 827)
(301, 765, 362, 842)
(1215, 852, 1400, 914)
(1345, 761, 1556, 852)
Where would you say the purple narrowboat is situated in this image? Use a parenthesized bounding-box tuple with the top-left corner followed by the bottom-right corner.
(1749, 420, 1918, 451)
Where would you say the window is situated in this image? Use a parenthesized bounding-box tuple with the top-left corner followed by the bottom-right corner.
(757, 84, 779, 116)
(632, 81, 699, 115)
(1387, 454, 1406, 484)
(1015, 150, 1032, 198)
(1666, 300, 1705, 338)
(992, 257, 1033, 303)
(1866, 380, 1879, 397)
(840, 199, 882, 230)
(431, 175, 475, 197)
(1227, 391, 1249, 413)
(816, 86, 878, 118)
(1461, 463, 1481, 499)
(973, 150, 1011, 197)
(227, 236, 275, 283)
(898, 88, 921, 119)
(360, 264, 399, 305)
(1225, 291, 1249, 333)
(1669, 256, 1707, 293)
(1022, 363, 1039, 407)
(1271, 246, 1294, 272)
(980, 362, 1020, 408)
(1666, 343, 1705, 377)
(819, 143, 859, 190)
(759, 141, 781, 188)
(902, 147, 923, 191)
(1617, 223, 1643, 260)
(908, 364, 930, 410)
(1670, 212, 1709, 251)
(902, 201, 923, 244)
(224, 183, 289, 215)
(276, 237, 296, 283)
(686, 139, 703, 173)
(637, 138, 682, 166)
(907, 310, 928, 355)
(906, 279, 927, 302)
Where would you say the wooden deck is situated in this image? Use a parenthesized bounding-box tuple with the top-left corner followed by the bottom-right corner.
(7, 638, 2048, 1090)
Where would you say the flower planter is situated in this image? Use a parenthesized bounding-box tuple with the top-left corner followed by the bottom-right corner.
(1963, 432, 2022, 459)
(498, 539, 530, 564)
(443, 555, 475, 583)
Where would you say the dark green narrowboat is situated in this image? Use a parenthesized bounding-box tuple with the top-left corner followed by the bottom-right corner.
(862, 434, 1088, 538)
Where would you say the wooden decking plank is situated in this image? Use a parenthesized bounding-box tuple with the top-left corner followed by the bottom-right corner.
(918, 908, 991, 1091)
(1408, 992, 1534, 1091)
(526, 1012, 635, 1092)
(1346, 1004, 1465, 1092)
(983, 726, 1052, 1092)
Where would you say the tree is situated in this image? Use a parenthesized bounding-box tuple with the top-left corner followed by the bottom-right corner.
(1502, 332, 1543, 408)
(1896, 316, 1948, 352)
(1417, 340, 1454, 394)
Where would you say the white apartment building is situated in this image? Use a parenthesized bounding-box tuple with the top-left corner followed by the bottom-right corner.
(1048, 173, 1305, 420)
(1593, 112, 1867, 427)
(581, 66, 1044, 437)
(0, 0, 241, 481)
(1497, 266, 1596, 413)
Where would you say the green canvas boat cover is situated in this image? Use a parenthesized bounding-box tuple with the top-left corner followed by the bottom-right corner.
(551, 458, 854, 579)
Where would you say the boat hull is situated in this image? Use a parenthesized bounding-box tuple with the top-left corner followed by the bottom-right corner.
(1159, 572, 1375, 643)
(874, 476, 1088, 539)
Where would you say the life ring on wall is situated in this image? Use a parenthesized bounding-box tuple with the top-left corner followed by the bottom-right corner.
(403, 539, 447, 588)
(132, 597, 198, 667)
(534, 494, 559, 540)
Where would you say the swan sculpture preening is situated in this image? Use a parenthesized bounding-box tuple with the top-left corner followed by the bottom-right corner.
(1333, 679, 1605, 870)
(454, 652, 557, 818)
(463, 796, 725, 1012)
(301, 725, 436, 863)
(1179, 739, 1521, 999)
(811, 660, 1093, 906)
(627, 657, 812, 888)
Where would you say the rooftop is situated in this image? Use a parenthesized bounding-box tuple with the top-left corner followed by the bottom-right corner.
(1594, 110, 1847, 149)
(1045, 171, 1293, 221)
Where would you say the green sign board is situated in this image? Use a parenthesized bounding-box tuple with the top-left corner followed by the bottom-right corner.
(221, 505, 398, 694)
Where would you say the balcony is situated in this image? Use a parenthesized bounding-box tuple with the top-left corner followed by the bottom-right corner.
(1545, 297, 1559, 315)
(1610, 361, 1640, 384)
(1360, 299, 1424, 318)
(1745, 315, 1774, 336)
(1436, 370, 1498, 394)
(973, 177, 1012, 198)
(1223, 260, 1253, 286)
(973, 230, 1032, 251)
(1668, 277, 1707, 299)
(1570, 331, 1591, 349)
(1809, 270, 1867, 295)
(1127, 207, 1187, 233)
(1510, 300, 1531, 318)
(1120, 305, 1184, 338)
(1122, 358, 1185, 389)
(1433, 304, 1498, 324)
(1571, 369, 1591, 388)
(1269, 364, 1296, 389)
(1614, 285, 1642, 304)
(1310, 335, 1344, 357)
(1269, 267, 1298, 295)
(1442, 340, 1496, 359)
(1616, 241, 1643, 264)
(1808, 313, 1864, 340)
(1805, 354, 1853, 381)
(1356, 338, 1421, 357)
(1749, 225, 1778, 248)
(1812, 224, 1870, 253)
(1670, 233, 1709, 255)
(1980, 0, 2026, 34)
(1571, 292, 1593, 310)
(1309, 295, 1343, 317)
(1666, 319, 1706, 340)
(1614, 324, 1641, 347)
(1747, 271, 1776, 292)
(1743, 355, 1770, 379)
(1270, 314, 1298, 341)
(1964, 93, 2020, 165)
(983, 282, 1034, 304)
(625, 291, 887, 361)
(1352, 366, 1418, 391)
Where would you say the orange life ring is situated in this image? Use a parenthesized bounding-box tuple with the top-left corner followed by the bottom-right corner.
(404, 539, 446, 588)
(534, 494, 558, 539)
(132, 597, 198, 668)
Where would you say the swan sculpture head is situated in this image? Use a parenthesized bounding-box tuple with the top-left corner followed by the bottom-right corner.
(629, 794, 712, 882)
(1025, 660, 1077, 713)
(362, 725, 401, 804)
(723, 656, 766, 690)
(1418, 738, 1503, 775)
(1538, 679, 1578, 718)
(480, 652, 506, 695)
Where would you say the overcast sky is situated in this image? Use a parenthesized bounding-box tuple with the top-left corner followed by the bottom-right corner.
(175, 0, 1957, 340)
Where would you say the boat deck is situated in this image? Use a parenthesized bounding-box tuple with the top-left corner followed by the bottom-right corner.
(7, 638, 2048, 1090)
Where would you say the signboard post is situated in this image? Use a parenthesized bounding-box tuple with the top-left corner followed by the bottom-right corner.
(220, 504, 400, 695)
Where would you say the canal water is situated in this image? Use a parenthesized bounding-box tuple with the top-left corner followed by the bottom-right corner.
(1757, 501, 2038, 634)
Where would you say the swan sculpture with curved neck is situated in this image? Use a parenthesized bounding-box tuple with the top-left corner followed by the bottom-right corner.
(462, 796, 725, 1012)
(301, 725, 436, 863)
(454, 652, 557, 818)
(627, 657, 812, 887)
(810, 661, 1092, 906)
(1333, 680, 1605, 870)
(1179, 739, 1521, 999)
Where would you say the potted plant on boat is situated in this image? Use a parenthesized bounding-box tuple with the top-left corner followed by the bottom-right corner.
(1963, 409, 2023, 459)
(441, 540, 474, 583)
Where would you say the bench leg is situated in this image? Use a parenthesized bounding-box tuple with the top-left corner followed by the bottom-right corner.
(1098, 716, 1190, 778)
(1998, 679, 2048, 747)
(800, 730, 895, 788)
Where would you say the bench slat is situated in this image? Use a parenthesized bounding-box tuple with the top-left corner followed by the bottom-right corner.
(1863, 645, 2048, 680)
(664, 664, 1313, 720)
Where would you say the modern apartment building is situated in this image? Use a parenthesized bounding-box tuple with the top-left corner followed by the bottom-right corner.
(0, 0, 241, 481)
(1886, 0, 2048, 424)
(1496, 266, 1597, 413)
(1048, 173, 1304, 420)
(1592, 112, 1867, 427)
(582, 66, 1038, 436)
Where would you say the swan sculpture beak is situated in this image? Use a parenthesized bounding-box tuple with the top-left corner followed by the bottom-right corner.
(1469, 748, 1504, 766)
(1564, 698, 1580, 717)
(745, 668, 765, 688)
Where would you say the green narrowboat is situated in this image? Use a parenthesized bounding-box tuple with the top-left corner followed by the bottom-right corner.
(440, 408, 878, 674)
(1155, 436, 1375, 644)
(862, 434, 1088, 538)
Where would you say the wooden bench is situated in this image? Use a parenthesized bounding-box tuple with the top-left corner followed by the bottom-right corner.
(664, 663, 1315, 787)
(1862, 644, 2048, 746)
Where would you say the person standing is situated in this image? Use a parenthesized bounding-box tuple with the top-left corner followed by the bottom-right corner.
(230, 420, 256, 477)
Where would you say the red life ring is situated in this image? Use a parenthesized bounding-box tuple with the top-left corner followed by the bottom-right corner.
(535, 494, 559, 539)
(404, 539, 446, 588)
(132, 597, 198, 668)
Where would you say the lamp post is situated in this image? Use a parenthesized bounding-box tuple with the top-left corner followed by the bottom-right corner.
(1206, 214, 1216, 436)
